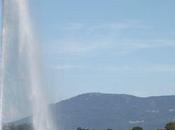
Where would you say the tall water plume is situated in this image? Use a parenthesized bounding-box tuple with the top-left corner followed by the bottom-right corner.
(1, 0, 55, 130)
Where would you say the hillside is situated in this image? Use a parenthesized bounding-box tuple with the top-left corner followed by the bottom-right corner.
(52, 93, 175, 130)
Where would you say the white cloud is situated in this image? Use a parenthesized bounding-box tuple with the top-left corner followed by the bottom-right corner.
(60, 23, 84, 31)
(52, 64, 175, 72)
(59, 21, 148, 32)
(129, 120, 144, 124)
(148, 64, 175, 72)
(146, 110, 159, 113)
(44, 21, 175, 56)
(53, 65, 84, 70)
(45, 38, 175, 57)
(169, 109, 175, 112)
(45, 40, 109, 56)
(87, 21, 148, 32)
(100, 64, 175, 72)
(108, 39, 175, 54)
(58, 42, 100, 54)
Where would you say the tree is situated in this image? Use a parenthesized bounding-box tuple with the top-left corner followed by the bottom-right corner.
(165, 122, 175, 130)
(77, 127, 83, 130)
(156, 128, 164, 130)
(131, 126, 143, 130)
(2, 124, 16, 130)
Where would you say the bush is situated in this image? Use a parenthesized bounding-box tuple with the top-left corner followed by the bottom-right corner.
(131, 126, 143, 130)
(165, 122, 175, 130)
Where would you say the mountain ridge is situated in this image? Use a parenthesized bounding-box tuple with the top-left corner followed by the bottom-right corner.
(13, 93, 175, 130)
(57, 93, 175, 103)
(53, 93, 175, 130)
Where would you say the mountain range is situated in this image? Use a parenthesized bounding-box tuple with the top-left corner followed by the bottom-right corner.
(52, 93, 175, 130)
(15, 93, 175, 130)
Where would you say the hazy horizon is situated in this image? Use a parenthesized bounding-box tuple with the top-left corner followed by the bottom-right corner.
(53, 92, 175, 103)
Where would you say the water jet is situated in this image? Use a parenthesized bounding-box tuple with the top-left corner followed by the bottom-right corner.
(0, 0, 55, 130)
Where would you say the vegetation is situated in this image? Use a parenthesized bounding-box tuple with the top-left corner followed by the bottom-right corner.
(2, 121, 175, 130)
(156, 128, 165, 130)
(2, 123, 33, 130)
(165, 122, 175, 130)
(131, 126, 143, 130)
(107, 129, 113, 130)
(76, 122, 175, 130)
(77, 127, 89, 130)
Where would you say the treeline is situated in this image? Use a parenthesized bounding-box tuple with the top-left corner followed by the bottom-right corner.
(2, 123, 33, 130)
(2, 121, 175, 130)
(77, 122, 175, 130)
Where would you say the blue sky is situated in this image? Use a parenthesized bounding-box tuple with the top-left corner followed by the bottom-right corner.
(1, 0, 175, 102)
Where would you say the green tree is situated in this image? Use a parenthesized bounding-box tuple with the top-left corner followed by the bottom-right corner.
(156, 128, 164, 130)
(2, 124, 16, 130)
(165, 122, 175, 130)
(131, 126, 143, 130)
(21, 124, 33, 130)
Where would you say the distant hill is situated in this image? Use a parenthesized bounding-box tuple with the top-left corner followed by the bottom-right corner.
(52, 93, 175, 130)
(13, 93, 175, 130)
